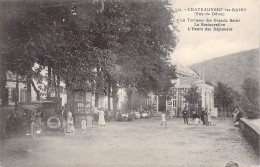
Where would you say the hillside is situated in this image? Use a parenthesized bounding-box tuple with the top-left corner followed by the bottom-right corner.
(190, 48, 260, 92)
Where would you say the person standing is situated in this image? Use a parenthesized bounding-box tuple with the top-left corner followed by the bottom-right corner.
(81, 117, 87, 135)
(204, 109, 208, 126)
(201, 108, 205, 124)
(234, 108, 243, 126)
(161, 111, 167, 126)
(98, 108, 106, 126)
(207, 109, 211, 126)
(192, 109, 196, 122)
(70, 117, 75, 135)
(182, 106, 189, 125)
(66, 110, 73, 132)
(194, 111, 200, 125)
(233, 109, 238, 123)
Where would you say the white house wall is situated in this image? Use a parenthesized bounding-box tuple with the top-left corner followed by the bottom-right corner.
(92, 88, 127, 110)
(6, 70, 67, 106)
(6, 81, 37, 105)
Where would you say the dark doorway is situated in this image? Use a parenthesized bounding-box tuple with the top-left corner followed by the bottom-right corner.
(158, 95, 166, 112)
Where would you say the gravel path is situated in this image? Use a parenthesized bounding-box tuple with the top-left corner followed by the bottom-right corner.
(0, 117, 259, 167)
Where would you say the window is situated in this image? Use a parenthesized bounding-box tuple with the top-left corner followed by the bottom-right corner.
(20, 90, 27, 102)
(11, 88, 17, 102)
(77, 102, 84, 108)
(173, 93, 177, 107)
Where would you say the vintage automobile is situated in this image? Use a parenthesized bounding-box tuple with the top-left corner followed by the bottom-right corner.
(15, 101, 66, 137)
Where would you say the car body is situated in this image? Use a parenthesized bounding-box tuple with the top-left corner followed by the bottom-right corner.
(16, 101, 65, 137)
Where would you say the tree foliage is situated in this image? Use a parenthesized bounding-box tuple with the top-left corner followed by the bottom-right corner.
(241, 78, 260, 119)
(241, 78, 259, 106)
(183, 85, 200, 109)
(0, 0, 177, 108)
(214, 82, 233, 108)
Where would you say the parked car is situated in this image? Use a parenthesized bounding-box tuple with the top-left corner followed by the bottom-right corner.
(15, 101, 66, 137)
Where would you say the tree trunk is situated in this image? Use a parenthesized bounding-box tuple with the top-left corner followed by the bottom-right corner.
(107, 76, 111, 111)
(31, 79, 40, 101)
(127, 90, 133, 110)
(220, 106, 223, 120)
(95, 67, 101, 108)
(95, 92, 99, 108)
(15, 72, 19, 109)
(0, 64, 7, 106)
(57, 75, 60, 98)
(47, 66, 51, 100)
(26, 77, 31, 102)
(53, 71, 57, 98)
(112, 83, 118, 111)
(224, 107, 227, 119)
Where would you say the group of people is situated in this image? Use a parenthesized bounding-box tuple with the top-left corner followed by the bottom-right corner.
(65, 107, 106, 135)
(161, 107, 212, 126)
(232, 108, 243, 126)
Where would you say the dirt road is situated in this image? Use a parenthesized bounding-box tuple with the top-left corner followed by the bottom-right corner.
(0, 118, 259, 167)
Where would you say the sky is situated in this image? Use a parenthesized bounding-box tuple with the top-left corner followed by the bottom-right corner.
(170, 0, 260, 66)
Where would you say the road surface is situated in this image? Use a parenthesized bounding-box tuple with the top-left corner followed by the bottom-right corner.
(0, 117, 259, 167)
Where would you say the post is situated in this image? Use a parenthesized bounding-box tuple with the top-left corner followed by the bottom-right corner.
(15, 72, 19, 109)
(224, 108, 227, 119)
(107, 74, 111, 111)
(47, 66, 51, 100)
(157, 95, 159, 112)
(26, 77, 31, 102)
(220, 106, 223, 120)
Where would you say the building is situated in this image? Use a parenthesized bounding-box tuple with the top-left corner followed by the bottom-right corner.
(2, 71, 36, 105)
(2, 71, 67, 106)
(145, 63, 216, 117)
(92, 87, 127, 111)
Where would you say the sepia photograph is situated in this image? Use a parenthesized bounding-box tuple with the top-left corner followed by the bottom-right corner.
(0, 0, 259, 166)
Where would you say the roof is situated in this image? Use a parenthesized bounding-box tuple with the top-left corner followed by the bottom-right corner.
(178, 77, 198, 85)
(173, 62, 199, 78)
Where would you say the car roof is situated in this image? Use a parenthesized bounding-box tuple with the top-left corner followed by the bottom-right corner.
(19, 101, 55, 105)
(18, 101, 56, 105)
(19, 104, 41, 111)
(30, 101, 55, 104)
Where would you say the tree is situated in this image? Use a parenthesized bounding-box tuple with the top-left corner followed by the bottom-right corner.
(98, 0, 177, 109)
(241, 78, 260, 119)
(0, 6, 43, 104)
(0, 0, 177, 111)
(183, 85, 200, 110)
(214, 82, 233, 118)
(241, 78, 259, 106)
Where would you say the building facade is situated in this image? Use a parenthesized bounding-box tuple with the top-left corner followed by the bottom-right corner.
(146, 63, 215, 117)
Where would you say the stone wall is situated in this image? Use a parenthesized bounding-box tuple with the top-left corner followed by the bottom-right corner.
(239, 118, 260, 155)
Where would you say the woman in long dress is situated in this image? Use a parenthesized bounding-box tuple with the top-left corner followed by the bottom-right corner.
(98, 108, 106, 126)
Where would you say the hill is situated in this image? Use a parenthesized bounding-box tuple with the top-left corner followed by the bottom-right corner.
(190, 48, 260, 92)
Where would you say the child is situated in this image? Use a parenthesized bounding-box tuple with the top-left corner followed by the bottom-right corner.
(69, 117, 75, 135)
(81, 117, 87, 135)
(161, 111, 167, 126)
